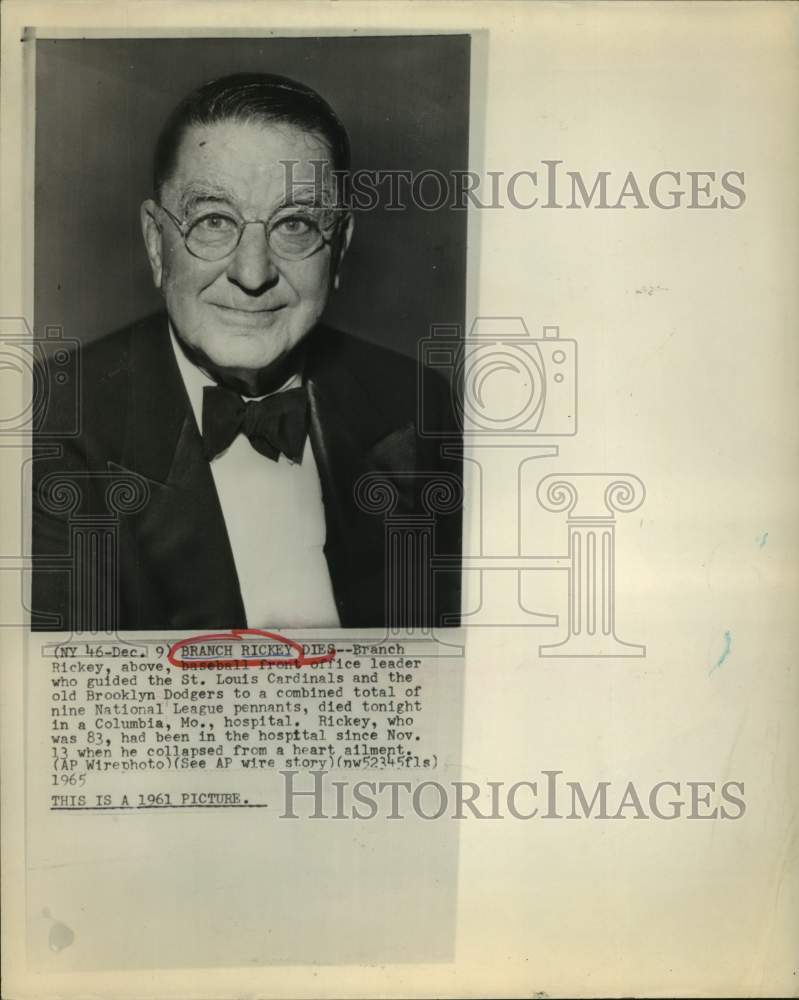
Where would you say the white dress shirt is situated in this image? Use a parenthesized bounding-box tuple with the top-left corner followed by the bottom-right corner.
(169, 329, 340, 628)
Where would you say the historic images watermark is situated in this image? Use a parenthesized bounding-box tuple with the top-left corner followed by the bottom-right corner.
(278, 769, 747, 821)
(282, 159, 747, 212)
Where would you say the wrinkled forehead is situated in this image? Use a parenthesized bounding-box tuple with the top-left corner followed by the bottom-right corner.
(164, 118, 337, 211)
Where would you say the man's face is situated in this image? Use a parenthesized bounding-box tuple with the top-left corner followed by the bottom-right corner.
(141, 119, 351, 373)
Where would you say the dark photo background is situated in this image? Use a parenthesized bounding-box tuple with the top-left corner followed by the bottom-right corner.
(34, 35, 470, 358)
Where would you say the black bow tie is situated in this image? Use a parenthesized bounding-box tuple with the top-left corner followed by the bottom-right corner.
(201, 384, 309, 464)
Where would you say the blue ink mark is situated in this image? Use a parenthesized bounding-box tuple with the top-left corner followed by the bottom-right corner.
(757, 531, 768, 548)
(709, 631, 732, 675)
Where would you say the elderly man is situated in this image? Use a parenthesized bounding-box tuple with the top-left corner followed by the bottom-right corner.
(32, 73, 461, 632)
(32, 74, 460, 630)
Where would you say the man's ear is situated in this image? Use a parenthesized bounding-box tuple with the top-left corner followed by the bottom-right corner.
(332, 212, 354, 288)
(140, 200, 164, 289)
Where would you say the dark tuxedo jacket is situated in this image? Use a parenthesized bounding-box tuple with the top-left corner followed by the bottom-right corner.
(31, 313, 461, 631)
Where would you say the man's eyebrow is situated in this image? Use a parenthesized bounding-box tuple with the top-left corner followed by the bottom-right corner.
(282, 177, 337, 202)
(278, 188, 338, 211)
(178, 184, 238, 213)
(176, 183, 338, 216)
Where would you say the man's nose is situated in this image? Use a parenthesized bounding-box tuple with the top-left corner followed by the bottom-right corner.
(225, 222, 279, 295)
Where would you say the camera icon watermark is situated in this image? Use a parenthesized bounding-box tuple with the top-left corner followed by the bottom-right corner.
(352, 314, 646, 658)
(0, 318, 81, 437)
(419, 317, 577, 438)
(0, 318, 145, 637)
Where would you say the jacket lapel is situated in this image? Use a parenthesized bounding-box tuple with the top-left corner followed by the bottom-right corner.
(110, 318, 419, 629)
(305, 330, 418, 626)
(116, 315, 245, 628)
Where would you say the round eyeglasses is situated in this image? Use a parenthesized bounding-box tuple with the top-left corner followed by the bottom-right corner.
(157, 203, 345, 262)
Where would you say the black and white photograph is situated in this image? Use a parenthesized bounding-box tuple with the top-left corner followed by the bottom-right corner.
(2, 3, 798, 998)
(30, 35, 468, 632)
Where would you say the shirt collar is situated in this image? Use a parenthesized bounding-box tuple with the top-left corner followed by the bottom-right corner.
(168, 322, 301, 433)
